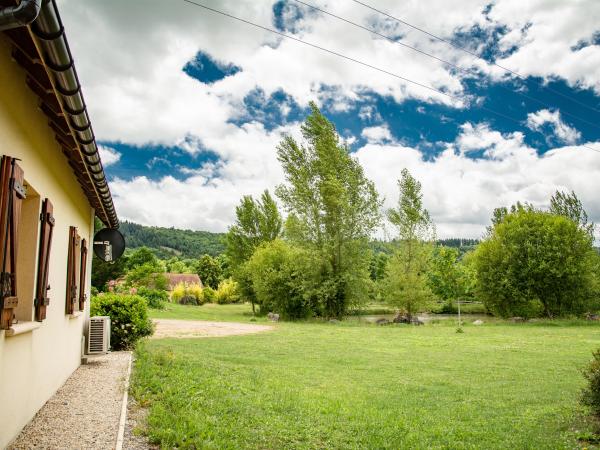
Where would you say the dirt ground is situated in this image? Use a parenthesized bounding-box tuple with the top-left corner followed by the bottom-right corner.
(152, 318, 273, 339)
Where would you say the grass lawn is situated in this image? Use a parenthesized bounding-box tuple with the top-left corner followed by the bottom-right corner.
(134, 306, 600, 449)
(149, 302, 265, 323)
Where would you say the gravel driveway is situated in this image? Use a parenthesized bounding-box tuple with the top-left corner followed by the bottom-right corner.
(152, 318, 273, 339)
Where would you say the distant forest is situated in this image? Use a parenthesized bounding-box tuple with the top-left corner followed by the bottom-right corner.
(119, 221, 225, 258)
(119, 221, 481, 260)
(436, 238, 480, 248)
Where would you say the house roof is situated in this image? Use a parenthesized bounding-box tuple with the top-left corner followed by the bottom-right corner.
(0, 0, 118, 228)
(165, 273, 203, 290)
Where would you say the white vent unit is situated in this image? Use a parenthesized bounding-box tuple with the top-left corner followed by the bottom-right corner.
(87, 316, 110, 355)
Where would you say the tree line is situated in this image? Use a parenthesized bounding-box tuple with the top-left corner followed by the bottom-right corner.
(223, 103, 600, 320)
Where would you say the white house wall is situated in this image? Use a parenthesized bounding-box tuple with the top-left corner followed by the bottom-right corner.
(0, 36, 95, 448)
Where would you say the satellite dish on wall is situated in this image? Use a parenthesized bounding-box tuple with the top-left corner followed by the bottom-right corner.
(93, 228, 125, 262)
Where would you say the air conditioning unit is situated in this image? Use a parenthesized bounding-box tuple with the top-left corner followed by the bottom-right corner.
(86, 316, 110, 355)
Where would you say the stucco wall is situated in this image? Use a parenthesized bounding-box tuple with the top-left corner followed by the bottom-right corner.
(0, 36, 95, 448)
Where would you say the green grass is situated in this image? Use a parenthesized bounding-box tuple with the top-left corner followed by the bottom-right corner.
(149, 302, 266, 323)
(133, 306, 600, 449)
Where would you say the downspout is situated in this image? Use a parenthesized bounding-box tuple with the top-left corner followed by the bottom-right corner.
(0, 0, 43, 31)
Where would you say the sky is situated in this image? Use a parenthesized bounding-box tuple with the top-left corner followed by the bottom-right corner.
(57, 0, 600, 239)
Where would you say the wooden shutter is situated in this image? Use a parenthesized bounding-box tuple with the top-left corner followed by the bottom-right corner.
(78, 238, 87, 311)
(65, 226, 80, 315)
(35, 199, 55, 321)
(0, 156, 26, 329)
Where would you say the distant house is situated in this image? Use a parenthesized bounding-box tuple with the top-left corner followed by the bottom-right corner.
(165, 273, 203, 291)
(0, 0, 118, 447)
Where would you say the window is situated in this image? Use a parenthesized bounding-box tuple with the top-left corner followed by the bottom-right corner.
(65, 226, 81, 315)
(14, 182, 41, 323)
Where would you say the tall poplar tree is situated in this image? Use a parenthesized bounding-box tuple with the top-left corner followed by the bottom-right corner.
(225, 190, 282, 312)
(382, 169, 435, 320)
(276, 102, 381, 317)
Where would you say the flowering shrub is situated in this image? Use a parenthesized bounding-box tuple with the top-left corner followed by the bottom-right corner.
(90, 293, 153, 350)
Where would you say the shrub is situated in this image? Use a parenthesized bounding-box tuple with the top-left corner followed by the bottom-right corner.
(246, 240, 322, 319)
(581, 349, 600, 418)
(90, 293, 153, 350)
(201, 286, 216, 304)
(137, 287, 168, 309)
(215, 278, 241, 304)
(171, 282, 204, 305)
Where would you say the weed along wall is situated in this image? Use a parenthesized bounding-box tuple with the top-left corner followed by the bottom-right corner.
(0, 36, 94, 448)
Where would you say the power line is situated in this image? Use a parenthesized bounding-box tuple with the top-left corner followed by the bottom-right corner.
(291, 0, 600, 133)
(180, 0, 600, 154)
(351, 0, 600, 116)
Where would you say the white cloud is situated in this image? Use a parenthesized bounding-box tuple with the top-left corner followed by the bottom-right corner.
(110, 122, 294, 232)
(361, 124, 393, 144)
(481, 0, 600, 93)
(53, 0, 600, 238)
(58, 0, 477, 148)
(355, 124, 600, 239)
(455, 123, 529, 159)
(526, 109, 581, 144)
(98, 145, 121, 166)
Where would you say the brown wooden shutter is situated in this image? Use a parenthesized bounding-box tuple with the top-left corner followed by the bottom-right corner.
(35, 199, 55, 321)
(0, 156, 26, 329)
(78, 238, 87, 311)
(65, 226, 80, 315)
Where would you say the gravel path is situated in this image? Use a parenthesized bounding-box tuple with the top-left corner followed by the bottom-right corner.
(9, 352, 131, 450)
(152, 318, 273, 339)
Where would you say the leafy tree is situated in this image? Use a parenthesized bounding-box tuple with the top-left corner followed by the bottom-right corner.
(474, 209, 597, 318)
(225, 190, 283, 312)
(383, 244, 434, 319)
(126, 247, 160, 271)
(216, 254, 231, 279)
(486, 202, 534, 236)
(550, 190, 595, 238)
(428, 247, 478, 310)
(381, 169, 435, 320)
(369, 252, 389, 281)
(196, 254, 223, 289)
(428, 247, 462, 303)
(225, 190, 283, 268)
(276, 102, 381, 317)
(125, 262, 168, 291)
(164, 257, 195, 274)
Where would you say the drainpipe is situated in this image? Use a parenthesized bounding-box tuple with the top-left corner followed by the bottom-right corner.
(0, 0, 43, 31)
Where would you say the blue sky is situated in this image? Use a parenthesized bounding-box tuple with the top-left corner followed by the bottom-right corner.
(61, 0, 600, 237)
